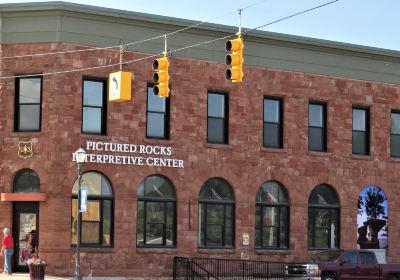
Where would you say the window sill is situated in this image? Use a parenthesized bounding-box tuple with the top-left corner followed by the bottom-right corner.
(350, 154, 373, 161)
(136, 247, 177, 254)
(255, 249, 291, 255)
(260, 147, 287, 154)
(81, 134, 111, 140)
(204, 143, 232, 150)
(198, 248, 235, 254)
(307, 151, 331, 157)
(144, 138, 173, 145)
(71, 247, 114, 253)
(11, 131, 41, 136)
(389, 157, 400, 162)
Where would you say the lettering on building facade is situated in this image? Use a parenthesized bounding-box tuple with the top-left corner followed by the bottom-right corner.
(71, 140, 184, 168)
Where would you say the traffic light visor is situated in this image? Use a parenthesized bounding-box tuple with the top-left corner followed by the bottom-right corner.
(153, 57, 169, 70)
(226, 38, 243, 51)
(153, 84, 169, 97)
(153, 71, 168, 83)
(153, 85, 160, 95)
(225, 68, 242, 81)
(225, 53, 242, 66)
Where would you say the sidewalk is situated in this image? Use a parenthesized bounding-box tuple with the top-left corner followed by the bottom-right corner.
(0, 274, 163, 280)
(0, 275, 155, 280)
(0, 273, 69, 279)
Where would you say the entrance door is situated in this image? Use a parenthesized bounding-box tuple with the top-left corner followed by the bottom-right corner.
(13, 202, 39, 272)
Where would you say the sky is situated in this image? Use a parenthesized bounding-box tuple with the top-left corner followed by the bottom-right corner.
(1, 0, 399, 51)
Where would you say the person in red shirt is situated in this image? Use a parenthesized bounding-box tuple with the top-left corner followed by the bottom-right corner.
(0, 228, 14, 275)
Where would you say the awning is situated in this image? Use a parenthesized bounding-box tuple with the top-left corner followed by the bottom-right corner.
(1, 193, 47, 202)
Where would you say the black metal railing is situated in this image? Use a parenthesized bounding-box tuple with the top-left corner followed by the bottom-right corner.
(173, 256, 319, 280)
(192, 257, 286, 279)
(173, 257, 190, 280)
(191, 260, 219, 279)
(173, 257, 218, 280)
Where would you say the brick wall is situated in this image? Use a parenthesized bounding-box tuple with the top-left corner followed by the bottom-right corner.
(1, 43, 400, 277)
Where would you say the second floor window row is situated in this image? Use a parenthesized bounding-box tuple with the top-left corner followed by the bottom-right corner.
(13, 80, 399, 157)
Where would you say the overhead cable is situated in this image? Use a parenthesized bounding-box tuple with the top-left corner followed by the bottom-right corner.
(0, 0, 339, 80)
(243, 0, 339, 34)
(0, 0, 269, 60)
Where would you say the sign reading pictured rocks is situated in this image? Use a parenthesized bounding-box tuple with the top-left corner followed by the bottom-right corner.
(72, 140, 184, 169)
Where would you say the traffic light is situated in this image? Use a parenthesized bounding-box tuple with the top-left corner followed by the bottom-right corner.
(108, 71, 132, 102)
(225, 35, 244, 83)
(153, 55, 170, 97)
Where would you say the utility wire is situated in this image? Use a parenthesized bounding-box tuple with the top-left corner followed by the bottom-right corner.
(0, 0, 339, 80)
(243, 0, 339, 34)
(241, 0, 271, 11)
(0, 62, 122, 79)
(0, 0, 268, 60)
(1, 43, 128, 60)
(0, 12, 232, 59)
(0, 35, 236, 79)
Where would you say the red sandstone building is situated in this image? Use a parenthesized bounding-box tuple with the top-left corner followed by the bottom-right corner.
(1, 2, 400, 278)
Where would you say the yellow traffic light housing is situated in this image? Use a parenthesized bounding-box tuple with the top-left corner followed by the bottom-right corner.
(153, 55, 170, 98)
(225, 35, 244, 83)
(108, 71, 132, 102)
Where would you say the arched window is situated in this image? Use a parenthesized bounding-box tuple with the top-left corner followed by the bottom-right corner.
(71, 171, 113, 247)
(255, 181, 289, 249)
(308, 184, 340, 249)
(137, 175, 176, 247)
(13, 169, 40, 193)
(198, 178, 235, 248)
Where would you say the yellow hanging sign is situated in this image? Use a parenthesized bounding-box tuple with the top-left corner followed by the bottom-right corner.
(109, 71, 132, 102)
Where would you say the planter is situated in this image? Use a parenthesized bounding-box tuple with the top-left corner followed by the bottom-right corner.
(28, 264, 46, 280)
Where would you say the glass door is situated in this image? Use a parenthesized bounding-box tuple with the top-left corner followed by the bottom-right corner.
(13, 202, 39, 272)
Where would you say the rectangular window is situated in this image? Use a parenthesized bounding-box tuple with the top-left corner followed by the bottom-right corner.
(198, 203, 234, 248)
(81, 200, 101, 244)
(147, 86, 169, 139)
(352, 107, 369, 155)
(391, 111, 400, 157)
(207, 92, 228, 144)
(255, 206, 289, 249)
(309, 102, 327, 152)
(137, 200, 176, 247)
(71, 198, 112, 247)
(263, 97, 283, 148)
(308, 208, 339, 249)
(82, 79, 107, 134)
(15, 77, 42, 132)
